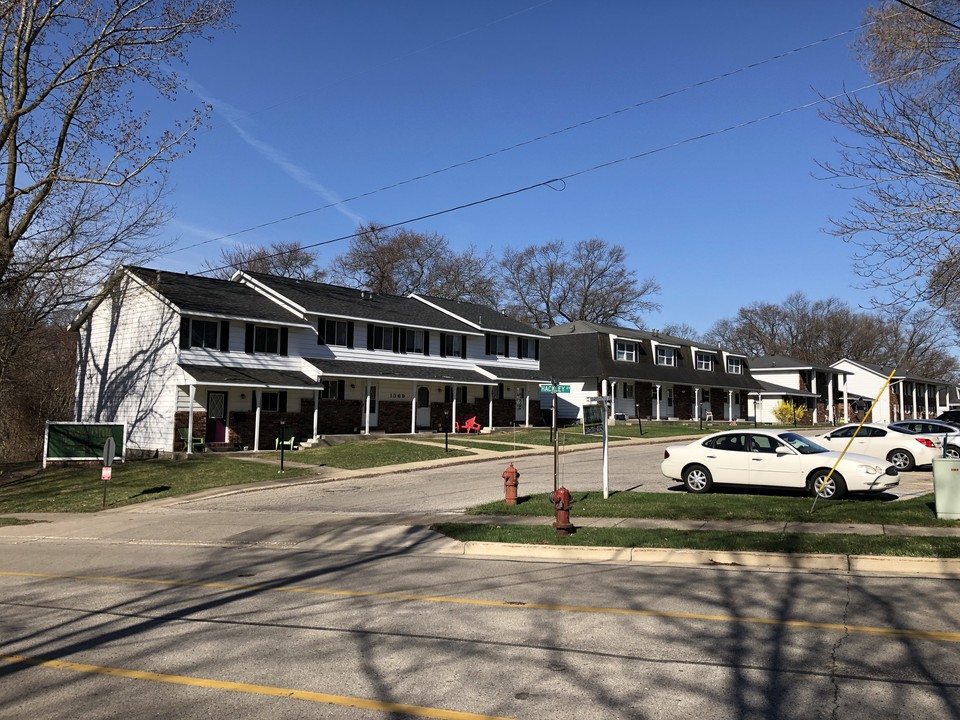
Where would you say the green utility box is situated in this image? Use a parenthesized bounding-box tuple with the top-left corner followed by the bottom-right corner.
(932, 458, 960, 521)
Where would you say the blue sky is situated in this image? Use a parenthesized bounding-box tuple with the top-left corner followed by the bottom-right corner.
(156, 0, 878, 335)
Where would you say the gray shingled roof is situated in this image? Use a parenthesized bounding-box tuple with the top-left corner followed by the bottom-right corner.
(539, 329, 763, 391)
(180, 364, 317, 388)
(416, 295, 548, 337)
(477, 365, 551, 383)
(751, 354, 845, 374)
(242, 273, 481, 333)
(128, 266, 304, 325)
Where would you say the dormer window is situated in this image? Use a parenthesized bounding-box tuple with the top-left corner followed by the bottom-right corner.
(615, 340, 637, 362)
(696, 352, 714, 371)
(727, 357, 743, 374)
(656, 346, 675, 366)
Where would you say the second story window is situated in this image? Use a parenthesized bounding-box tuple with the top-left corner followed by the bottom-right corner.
(517, 337, 539, 359)
(615, 340, 637, 362)
(727, 357, 743, 374)
(318, 317, 354, 348)
(441, 333, 466, 358)
(180, 318, 230, 352)
(244, 323, 288, 356)
(656, 346, 675, 366)
(486, 333, 507, 357)
(405, 329, 426, 354)
(696, 352, 714, 371)
(371, 325, 395, 351)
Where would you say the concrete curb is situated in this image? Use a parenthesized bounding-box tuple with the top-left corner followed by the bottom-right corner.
(456, 541, 960, 576)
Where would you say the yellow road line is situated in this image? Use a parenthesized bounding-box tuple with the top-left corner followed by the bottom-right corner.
(3, 569, 959, 643)
(0, 653, 512, 720)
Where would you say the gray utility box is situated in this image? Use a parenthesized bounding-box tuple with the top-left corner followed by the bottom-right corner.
(932, 458, 960, 521)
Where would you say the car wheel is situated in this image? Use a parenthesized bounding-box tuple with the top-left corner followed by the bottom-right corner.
(682, 464, 713, 494)
(809, 470, 847, 500)
(887, 449, 915, 472)
(944, 445, 960, 460)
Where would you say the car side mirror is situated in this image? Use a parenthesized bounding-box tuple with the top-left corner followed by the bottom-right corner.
(776, 446, 791, 455)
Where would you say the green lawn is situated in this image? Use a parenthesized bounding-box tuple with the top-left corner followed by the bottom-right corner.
(467, 490, 952, 526)
(0, 439, 471, 514)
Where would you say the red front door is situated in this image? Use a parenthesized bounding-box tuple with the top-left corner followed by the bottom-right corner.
(206, 391, 227, 443)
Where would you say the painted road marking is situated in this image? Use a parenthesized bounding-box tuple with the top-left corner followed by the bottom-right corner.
(0, 654, 513, 720)
(3, 569, 959, 643)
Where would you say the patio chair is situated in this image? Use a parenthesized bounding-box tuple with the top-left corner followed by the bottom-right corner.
(177, 427, 206, 452)
(462, 416, 482, 434)
(275, 435, 296, 450)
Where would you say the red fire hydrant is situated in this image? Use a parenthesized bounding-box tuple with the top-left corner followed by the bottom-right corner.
(550, 486, 575, 536)
(502, 463, 520, 505)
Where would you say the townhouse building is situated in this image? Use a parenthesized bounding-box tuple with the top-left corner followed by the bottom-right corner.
(71, 267, 548, 455)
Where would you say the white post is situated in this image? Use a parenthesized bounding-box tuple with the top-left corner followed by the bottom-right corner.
(410, 383, 417, 434)
(827, 375, 835, 424)
(811, 372, 819, 424)
(694, 387, 700, 421)
(187, 385, 196, 454)
(842, 376, 849, 423)
(524, 388, 530, 427)
(602, 398, 610, 500)
(313, 389, 319, 439)
(253, 390, 261, 451)
(728, 390, 734, 421)
(654, 385, 661, 421)
(364, 383, 371, 435)
(452, 394, 458, 432)
(609, 381, 616, 419)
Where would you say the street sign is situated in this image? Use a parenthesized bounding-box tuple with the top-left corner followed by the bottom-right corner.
(101, 466, 112, 481)
(102, 436, 116, 468)
(582, 403, 605, 435)
(540, 384, 571, 393)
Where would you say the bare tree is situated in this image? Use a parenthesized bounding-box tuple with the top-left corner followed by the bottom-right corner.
(332, 223, 497, 302)
(706, 291, 958, 381)
(499, 237, 660, 328)
(203, 241, 326, 281)
(0, 0, 232, 460)
(821, 1, 960, 310)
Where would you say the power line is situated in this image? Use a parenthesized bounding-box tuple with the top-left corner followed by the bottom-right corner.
(894, 0, 960, 32)
(202, 63, 953, 277)
(177, 22, 868, 258)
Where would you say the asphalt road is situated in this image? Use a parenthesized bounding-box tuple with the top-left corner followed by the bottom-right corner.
(180, 441, 936, 515)
(3, 534, 960, 720)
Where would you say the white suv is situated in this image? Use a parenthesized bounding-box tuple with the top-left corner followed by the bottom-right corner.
(815, 423, 940, 471)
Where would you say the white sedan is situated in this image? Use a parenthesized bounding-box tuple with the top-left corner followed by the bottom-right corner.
(814, 422, 940, 471)
(660, 429, 900, 499)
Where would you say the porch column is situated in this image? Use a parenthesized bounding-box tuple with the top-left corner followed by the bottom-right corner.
(727, 390, 734, 421)
(898, 383, 905, 422)
(313, 389, 319, 438)
(187, 384, 197, 454)
(452, 396, 458, 433)
(364, 382, 371, 435)
(827, 376, 835, 424)
(842, 376, 849, 423)
(924, 385, 931, 418)
(253, 390, 262, 451)
(488, 394, 494, 431)
(410, 382, 417, 434)
(912, 384, 918, 419)
(609, 381, 616, 419)
(654, 385, 661, 421)
(524, 387, 530, 427)
(694, 387, 700, 421)
(811, 372, 819, 424)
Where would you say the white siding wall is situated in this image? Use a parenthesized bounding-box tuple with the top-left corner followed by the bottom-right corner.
(75, 278, 180, 453)
(832, 360, 891, 423)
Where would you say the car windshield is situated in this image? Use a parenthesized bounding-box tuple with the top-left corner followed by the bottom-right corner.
(777, 432, 828, 455)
